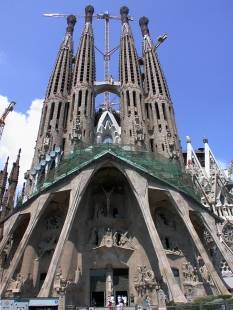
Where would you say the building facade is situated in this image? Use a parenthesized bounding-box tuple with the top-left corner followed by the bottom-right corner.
(0, 5, 233, 309)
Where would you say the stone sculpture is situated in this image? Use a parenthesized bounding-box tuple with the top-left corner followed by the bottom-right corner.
(43, 132, 51, 152)
(203, 229, 218, 255)
(134, 264, 157, 292)
(85, 228, 134, 250)
(87, 227, 97, 246)
(46, 215, 61, 230)
(157, 213, 176, 230)
(102, 187, 114, 216)
(182, 262, 199, 284)
(167, 131, 179, 159)
(197, 256, 214, 286)
(75, 267, 82, 285)
(72, 117, 82, 142)
(37, 235, 56, 260)
(134, 117, 144, 141)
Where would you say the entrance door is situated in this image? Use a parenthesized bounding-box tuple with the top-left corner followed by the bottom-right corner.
(92, 292, 105, 307)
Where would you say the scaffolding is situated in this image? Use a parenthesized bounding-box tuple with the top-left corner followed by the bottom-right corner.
(16, 143, 200, 207)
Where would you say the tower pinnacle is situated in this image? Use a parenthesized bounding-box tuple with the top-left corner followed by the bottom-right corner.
(85, 5, 94, 23)
(139, 16, 149, 36)
(120, 6, 129, 24)
(66, 15, 76, 34)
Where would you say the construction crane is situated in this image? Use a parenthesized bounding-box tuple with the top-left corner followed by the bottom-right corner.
(0, 101, 16, 140)
(43, 11, 134, 110)
(155, 33, 168, 49)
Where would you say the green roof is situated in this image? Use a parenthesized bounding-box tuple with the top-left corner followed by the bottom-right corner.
(17, 143, 200, 206)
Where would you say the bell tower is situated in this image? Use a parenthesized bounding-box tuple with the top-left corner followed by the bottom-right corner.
(69, 5, 96, 147)
(32, 15, 77, 167)
(119, 6, 147, 148)
(139, 16, 183, 163)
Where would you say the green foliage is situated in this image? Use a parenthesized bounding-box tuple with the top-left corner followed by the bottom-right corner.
(192, 296, 218, 304)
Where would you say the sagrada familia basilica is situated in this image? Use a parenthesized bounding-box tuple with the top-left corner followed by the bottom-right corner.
(0, 5, 233, 309)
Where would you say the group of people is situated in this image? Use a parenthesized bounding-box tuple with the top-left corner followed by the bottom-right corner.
(91, 296, 126, 309)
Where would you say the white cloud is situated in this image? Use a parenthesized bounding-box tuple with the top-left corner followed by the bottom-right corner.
(216, 159, 228, 170)
(0, 95, 43, 196)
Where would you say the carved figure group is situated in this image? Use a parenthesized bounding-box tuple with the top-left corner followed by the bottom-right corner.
(157, 213, 175, 230)
(135, 265, 156, 285)
(86, 227, 134, 250)
(182, 262, 198, 284)
(134, 117, 144, 141)
(197, 259, 213, 285)
(43, 132, 52, 152)
(6, 273, 24, 295)
(54, 266, 83, 294)
(72, 117, 82, 142)
(167, 131, 179, 159)
(37, 235, 56, 259)
(203, 229, 217, 255)
(46, 215, 61, 230)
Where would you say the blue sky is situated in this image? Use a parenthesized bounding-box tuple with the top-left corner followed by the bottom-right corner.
(0, 0, 233, 184)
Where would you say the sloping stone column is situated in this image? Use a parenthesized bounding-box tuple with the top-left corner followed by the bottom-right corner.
(0, 193, 51, 297)
(38, 168, 94, 298)
(198, 213, 233, 275)
(0, 212, 20, 254)
(169, 189, 230, 295)
(124, 169, 187, 303)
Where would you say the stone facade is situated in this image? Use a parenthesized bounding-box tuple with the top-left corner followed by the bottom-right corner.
(0, 5, 233, 310)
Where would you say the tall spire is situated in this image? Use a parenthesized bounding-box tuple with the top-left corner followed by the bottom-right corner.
(1, 149, 21, 218)
(69, 5, 96, 145)
(119, 6, 147, 147)
(31, 15, 77, 168)
(139, 16, 183, 163)
(0, 156, 9, 207)
(45, 14, 76, 99)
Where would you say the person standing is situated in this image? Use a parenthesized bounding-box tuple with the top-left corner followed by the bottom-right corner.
(91, 298, 96, 308)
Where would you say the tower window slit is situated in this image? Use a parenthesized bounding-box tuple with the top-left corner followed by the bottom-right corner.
(126, 91, 130, 106)
(145, 103, 149, 119)
(133, 91, 137, 107)
(60, 53, 68, 93)
(56, 102, 62, 120)
(40, 106, 47, 136)
(152, 55, 163, 95)
(85, 90, 88, 115)
(162, 143, 165, 151)
(150, 139, 154, 152)
(54, 51, 64, 94)
(62, 138, 66, 151)
(162, 102, 167, 120)
(148, 56, 156, 94)
(78, 90, 82, 112)
(90, 93, 93, 116)
(47, 102, 55, 130)
(63, 102, 69, 129)
(155, 102, 160, 119)
(70, 94, 75, 121)
(56, 102, 62, 129)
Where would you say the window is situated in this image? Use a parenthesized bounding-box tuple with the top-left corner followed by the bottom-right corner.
(103, 136, 113, 143)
